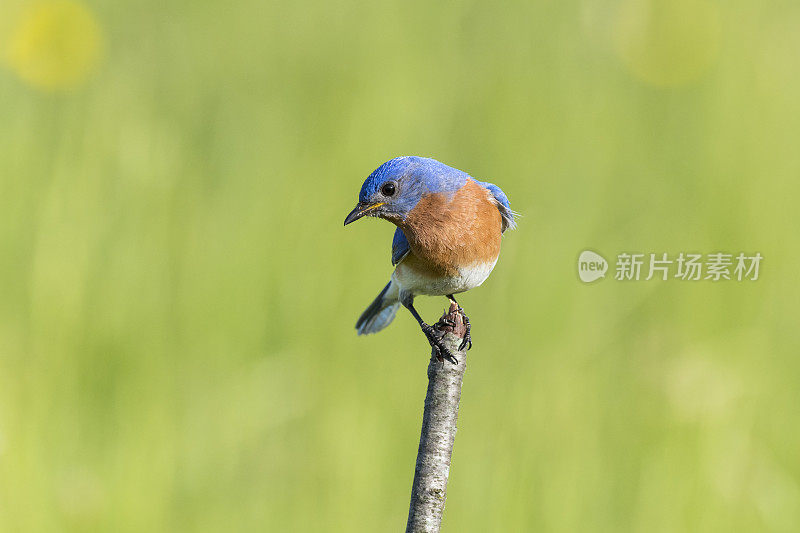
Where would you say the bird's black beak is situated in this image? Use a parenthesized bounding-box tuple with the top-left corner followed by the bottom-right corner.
(344, 202, 385, 226)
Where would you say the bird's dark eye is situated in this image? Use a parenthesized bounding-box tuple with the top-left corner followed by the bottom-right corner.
(381, 182, 396, 197)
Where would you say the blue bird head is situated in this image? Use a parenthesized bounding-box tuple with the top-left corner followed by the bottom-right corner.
(344, 156, 468, 226)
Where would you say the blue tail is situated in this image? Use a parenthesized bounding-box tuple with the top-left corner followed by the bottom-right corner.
(356, 281, 400, 335)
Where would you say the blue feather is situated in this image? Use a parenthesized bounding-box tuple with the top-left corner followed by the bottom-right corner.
(474, 179, 517, 232)
(391, 227, 410, 265)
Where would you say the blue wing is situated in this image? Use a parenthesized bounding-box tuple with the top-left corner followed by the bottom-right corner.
(474, 180, 517, 232)
(391, 228, 410, 265)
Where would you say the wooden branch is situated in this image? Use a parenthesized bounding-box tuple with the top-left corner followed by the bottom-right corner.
(405, 302, 468, 533)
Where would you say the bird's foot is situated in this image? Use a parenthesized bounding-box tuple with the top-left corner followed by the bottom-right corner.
(434, 304, 471, 352)
(422, 323, 458, 365)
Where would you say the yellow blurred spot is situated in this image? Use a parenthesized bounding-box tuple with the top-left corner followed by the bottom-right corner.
(5, 0, 103, 90)
(614, 0, 720, 87)
(665, 355, 740, 421)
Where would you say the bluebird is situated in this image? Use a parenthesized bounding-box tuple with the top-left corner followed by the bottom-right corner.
(344, 156, 516, 363)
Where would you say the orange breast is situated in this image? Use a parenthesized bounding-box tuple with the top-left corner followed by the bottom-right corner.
(398, 179, 502, 278)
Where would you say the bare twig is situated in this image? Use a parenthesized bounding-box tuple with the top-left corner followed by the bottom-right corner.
(406, 302, 468, 533)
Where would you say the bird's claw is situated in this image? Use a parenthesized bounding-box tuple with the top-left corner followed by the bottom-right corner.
(455, 306, 472, 351)
(436, 317, 457, 329)
(432, 344, 458, 365)
(458, 334, 472, 352)
(422, 324, 458, 365)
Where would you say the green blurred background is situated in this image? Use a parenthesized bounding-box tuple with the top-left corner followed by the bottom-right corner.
(1, 0, 799, 531)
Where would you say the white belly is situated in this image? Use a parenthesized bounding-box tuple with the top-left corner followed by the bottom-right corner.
(393, 259, 498, 296)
